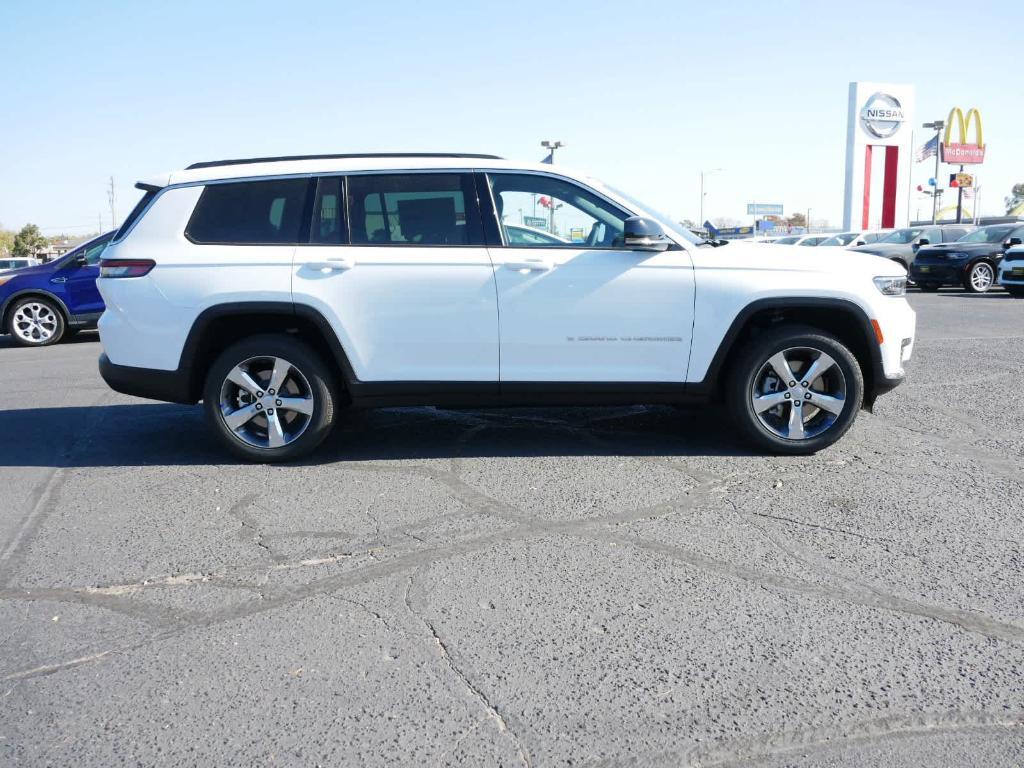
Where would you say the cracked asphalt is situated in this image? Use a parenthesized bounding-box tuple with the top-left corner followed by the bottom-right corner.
(1, 290, 1023, 767)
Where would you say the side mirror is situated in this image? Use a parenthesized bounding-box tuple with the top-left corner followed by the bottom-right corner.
(1006, 237, 1023, 248)
(75, 254, 88, 266)
(623, 216, 670, 252)
(916, 238, 930, 246)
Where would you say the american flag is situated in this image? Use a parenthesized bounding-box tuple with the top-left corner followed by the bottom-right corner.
(915, 135, 938, 162)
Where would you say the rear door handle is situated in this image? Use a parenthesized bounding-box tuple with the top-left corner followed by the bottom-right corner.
(504, 257, 552, 272)
(307, 257, 355, 271)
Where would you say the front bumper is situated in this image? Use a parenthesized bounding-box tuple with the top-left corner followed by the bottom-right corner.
(999, 263, 1024, 285)
(98, 353, 196, 404)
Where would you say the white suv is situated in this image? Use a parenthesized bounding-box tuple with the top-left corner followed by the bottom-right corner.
(97, 153, 916, 461)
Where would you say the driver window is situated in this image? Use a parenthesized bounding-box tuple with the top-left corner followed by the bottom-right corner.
(487, 173, 627, 248)
(82, 239, 110, 265)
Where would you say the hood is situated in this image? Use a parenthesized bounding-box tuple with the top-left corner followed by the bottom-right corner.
(917, 242, 995, 257)
(0, 259, 65, 279)
(849, 243, 911, 257)
(693, 242, 906, 278)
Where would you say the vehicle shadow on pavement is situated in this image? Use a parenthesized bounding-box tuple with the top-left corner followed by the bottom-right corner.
(0, 331, 100, 349)
(0, 402, 751, 467)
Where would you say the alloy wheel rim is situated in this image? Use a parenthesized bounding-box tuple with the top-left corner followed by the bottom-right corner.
(218, 356, 315, 450)
(12, 302, 58, 343)
(971, 263, 993, 291)
(751, 346, 848, 441)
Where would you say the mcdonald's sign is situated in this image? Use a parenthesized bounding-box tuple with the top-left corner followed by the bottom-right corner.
(941, 107, 985, 164)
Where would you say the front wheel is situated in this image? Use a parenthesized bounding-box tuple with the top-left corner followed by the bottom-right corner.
(964, 261, 994, 293)
(203, 334, 337, 462)
(7, 297, 66, 346)
(727, 326, 864, 455)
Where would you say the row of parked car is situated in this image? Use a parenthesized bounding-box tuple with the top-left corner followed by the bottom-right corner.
(763, 223, 1024, 295)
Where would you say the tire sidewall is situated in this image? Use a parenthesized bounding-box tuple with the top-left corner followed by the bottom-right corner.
(7, 297, 65, 347)
(202, 334, 336, 462)
(729, 327, 865, 454)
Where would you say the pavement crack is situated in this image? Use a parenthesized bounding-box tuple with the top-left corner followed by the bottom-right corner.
(597, 531, 1024, 645)
(403, 572, 532, 768)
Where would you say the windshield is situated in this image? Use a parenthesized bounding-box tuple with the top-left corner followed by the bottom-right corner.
(601, 183, 703, 245)
(820, 232, 858, 246)
(774, 236, 800, 245)
(958, 225, 1014, 243)
(877, 228, 924, 244)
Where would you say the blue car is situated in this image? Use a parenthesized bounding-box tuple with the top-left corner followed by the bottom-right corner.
(0, 230, 114, 346)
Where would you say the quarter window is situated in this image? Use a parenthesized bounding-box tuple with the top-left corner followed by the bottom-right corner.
(487, 173, 628, 248)
(185, 178, 310, 244)
(346, 173, 483, 246)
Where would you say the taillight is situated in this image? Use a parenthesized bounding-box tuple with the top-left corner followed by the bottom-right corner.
(99, 259, 155, 278)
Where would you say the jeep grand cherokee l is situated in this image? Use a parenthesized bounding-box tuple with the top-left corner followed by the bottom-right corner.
(96, 153, 915, 461)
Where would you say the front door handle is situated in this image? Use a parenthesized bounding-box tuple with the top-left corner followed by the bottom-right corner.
(307, 257, 355, 272)
(50, 277, 68, 283)
(504, 257, 553, 272)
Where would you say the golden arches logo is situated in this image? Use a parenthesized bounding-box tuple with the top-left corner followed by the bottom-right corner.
(941, 107, 986, 164)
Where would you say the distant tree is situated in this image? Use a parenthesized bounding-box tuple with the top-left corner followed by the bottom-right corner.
(0, 226, 15, 256)
(710, 216, 741, 228)
(11, 224, 48, 257)
(786, 212, 807, 228)
(679, 218, 697, 230)
(1007, 183, 1024, 215)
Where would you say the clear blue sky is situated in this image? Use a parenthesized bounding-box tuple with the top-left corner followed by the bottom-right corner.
(0, 0, 1020, 235)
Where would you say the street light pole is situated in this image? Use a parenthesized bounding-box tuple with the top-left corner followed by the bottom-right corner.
(541, 139, 564, 164)
(922, 120, 945, 225)
(699, 168, 722, 226)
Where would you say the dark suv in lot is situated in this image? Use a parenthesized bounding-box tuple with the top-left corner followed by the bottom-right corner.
(851, 225, 973, 273)
(910, 223, 1024, 293)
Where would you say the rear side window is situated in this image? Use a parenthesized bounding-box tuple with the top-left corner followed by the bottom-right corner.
(186, 179, 310, 244)
(114, 189, 158, 240)
(346, 173, 483, 246)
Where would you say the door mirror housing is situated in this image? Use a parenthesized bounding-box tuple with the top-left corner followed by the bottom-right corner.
(916, 237, 930, 247)
(623, 216, 670, 252)
(74, 254, 88, 266)
(1006, 237, 1023, 248)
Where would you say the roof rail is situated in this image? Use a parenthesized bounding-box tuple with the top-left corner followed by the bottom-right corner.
(185, 152, 504, 171)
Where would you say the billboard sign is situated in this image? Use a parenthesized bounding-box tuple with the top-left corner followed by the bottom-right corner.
(941, 107, 985, 164)
(747, 203, 784, 216)
(522, 216, 548, 229)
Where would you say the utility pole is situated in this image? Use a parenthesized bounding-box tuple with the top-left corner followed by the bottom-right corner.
(107, 176, 118, 229)
(806, 208, 812, 233)
(955, 164, 965, 224)
(540, 139, 563, 164)
(98, 212, 103, 234)
(699, 168, 722, 226)
(922, 120, 945, 224)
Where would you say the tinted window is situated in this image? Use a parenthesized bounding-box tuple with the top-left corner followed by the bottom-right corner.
(774, 236, 800, 245)
(310, 176, 346, 244)
(81, 237, 112, 265)
(186, 179, 309, 244)
(115, 189, 157, 240)
(347, 173, 483, 246)
(959, 225, 1013, 244)
(489, 173, 627, 248)
(939, 227, 966, 242)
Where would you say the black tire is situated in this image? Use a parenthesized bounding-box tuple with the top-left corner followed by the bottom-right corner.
(1006, 286, 1024, 298)
(6, 296, 66, 347)
(726, 324, 864, 455)
(202, 334, 337, 462)
(963, 261, 995, 293)
(918, 283, 941, 292)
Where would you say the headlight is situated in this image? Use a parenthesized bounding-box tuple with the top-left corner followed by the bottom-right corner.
(0, 275, 16, 287)
(873, 276, 906, 296)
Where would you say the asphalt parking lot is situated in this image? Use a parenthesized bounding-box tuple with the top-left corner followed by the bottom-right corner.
(1, 290, 1023, 766)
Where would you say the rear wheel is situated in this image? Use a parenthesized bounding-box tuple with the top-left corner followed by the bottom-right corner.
(964, 261, 994, 293)
(727, 325, 864, 454)
(203, 334, 337, 462)
(7, 297, 66, 346)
